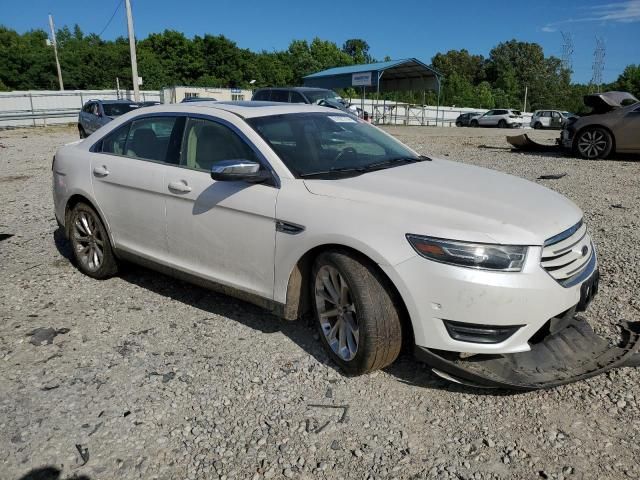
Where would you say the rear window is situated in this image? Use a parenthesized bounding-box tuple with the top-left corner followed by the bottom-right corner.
(511, 110, 522, 115)
(103, 103, 139, 117)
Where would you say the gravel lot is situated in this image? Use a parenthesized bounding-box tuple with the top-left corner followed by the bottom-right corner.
(1, 125, 639, 480)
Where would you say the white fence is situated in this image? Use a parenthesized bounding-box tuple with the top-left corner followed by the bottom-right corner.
(0, 89, 161, 128)
(0, 89, 532, 129)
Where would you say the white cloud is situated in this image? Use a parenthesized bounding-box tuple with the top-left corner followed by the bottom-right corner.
(542, 0, 640, 30)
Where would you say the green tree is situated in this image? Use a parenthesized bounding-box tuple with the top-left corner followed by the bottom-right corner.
(612, 64, 640, 98)
(342, 39, 372, 64)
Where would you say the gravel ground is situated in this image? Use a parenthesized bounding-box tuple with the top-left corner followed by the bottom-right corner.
(1, 125, 639, 480)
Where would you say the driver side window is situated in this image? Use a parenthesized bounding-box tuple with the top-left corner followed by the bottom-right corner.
(180, 118, 259, 172)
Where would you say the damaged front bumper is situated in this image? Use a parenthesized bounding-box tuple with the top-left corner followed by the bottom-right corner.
(416, 315, 640, 390)
(506, 133, 561, 152)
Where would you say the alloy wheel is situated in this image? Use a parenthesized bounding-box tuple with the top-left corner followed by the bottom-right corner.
(71, 210, 105, 272)
(577, 130, 608, 158)
(314, 265, 359, 361)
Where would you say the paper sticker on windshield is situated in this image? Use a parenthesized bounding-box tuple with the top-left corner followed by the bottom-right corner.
(328, 116, 357, 123)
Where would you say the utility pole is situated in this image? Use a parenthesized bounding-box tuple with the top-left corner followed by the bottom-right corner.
(523, 86, 528, 113)
(48, 14, 64, 90)
(124, 0, 140, 101)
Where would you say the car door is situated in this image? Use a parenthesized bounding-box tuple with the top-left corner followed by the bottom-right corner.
(479, 110, 494, 126)
(90, 115, 184, 259)
(616, 105, 640, 150)
(164, 115, 278, 299)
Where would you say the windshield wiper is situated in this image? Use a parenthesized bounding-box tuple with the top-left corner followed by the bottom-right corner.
(299, 155, 431, 179)
(364, 155, 430, 171)
(298, 166, 369, 179)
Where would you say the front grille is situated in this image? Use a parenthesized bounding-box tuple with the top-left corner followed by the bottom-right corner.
(541, 220, 595, 288)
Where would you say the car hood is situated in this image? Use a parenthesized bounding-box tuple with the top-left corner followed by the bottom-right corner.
(303, 159, 583, 245)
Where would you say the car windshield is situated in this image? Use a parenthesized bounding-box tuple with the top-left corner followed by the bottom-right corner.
(102, 103, 139, 117)
(303, 90, 341, 104)
(248, 113, 424, 178)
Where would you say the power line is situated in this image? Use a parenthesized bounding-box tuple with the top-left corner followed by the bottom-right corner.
(591, 36, 606, 92)
(98, 0, 124, 38)
(560, 31, 574, 72)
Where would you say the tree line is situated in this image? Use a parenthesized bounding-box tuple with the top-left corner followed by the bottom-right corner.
(0, 25, 638, 113)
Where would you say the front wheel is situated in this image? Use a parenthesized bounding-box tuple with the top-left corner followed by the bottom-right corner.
(470, 120, 479, 128)
(68, 202, 118, 279)
(533, 122, 542, 129)
(312, 250, 402, 375)
(455, 121, 462, 127)
(574, 127, 613, 159)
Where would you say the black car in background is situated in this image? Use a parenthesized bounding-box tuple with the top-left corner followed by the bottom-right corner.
(455, 112, 482, 127)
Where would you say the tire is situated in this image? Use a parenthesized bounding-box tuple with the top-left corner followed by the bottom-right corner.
(78, 125, 87, 139)
(311, 250, 402, 375)
(498, 119, 507, 128)
(456, 122, 462, 128)
(573, 127, 613, 159)
(68, 202, 118, 279)
(470, 120, 479, 128)
(533, 122, 542, 129)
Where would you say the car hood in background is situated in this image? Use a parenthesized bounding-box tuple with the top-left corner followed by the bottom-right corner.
(584, 91, 639, 114)
(303, 159, 583, 246)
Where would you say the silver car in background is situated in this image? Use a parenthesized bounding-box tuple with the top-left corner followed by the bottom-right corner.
(470, 109, 523, 128)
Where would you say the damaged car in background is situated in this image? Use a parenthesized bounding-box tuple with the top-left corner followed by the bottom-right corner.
(53, 102, 640, 391)
(562, 91, 640, 159)
(508, 91, 640, 159)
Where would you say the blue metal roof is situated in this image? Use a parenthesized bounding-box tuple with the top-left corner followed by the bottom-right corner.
(304, 58, 442, 79)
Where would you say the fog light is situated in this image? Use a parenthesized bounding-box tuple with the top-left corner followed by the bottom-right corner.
(443, 320, 523, 344)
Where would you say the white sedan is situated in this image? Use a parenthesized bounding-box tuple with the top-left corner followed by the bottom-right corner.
(52, 102, 603, 387)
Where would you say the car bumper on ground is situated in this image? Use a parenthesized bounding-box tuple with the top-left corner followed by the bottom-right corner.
(382, 246, 595, 355)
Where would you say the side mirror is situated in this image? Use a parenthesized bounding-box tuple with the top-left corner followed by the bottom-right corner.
(210, 159, 270, 183)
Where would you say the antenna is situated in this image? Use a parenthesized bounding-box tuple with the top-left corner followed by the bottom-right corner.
(560, 31, 574, 72)
(591, 36, 605, 92)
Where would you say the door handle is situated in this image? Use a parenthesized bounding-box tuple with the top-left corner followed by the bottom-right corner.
(93, 165, 109, 177)
(168, 180, 192, 193)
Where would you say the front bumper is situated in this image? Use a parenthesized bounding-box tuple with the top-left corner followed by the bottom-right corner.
(382, 246, 593, 355)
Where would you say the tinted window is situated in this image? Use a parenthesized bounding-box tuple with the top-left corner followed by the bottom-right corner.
(253, 90, 270, 101)
(103, 103, 139, 117)
(123, 117, 184, 163)
(101, 123, 130, 155)
(181, 118, 258, 172)
(511, 110, 521, 115)
(290, 92, 306, 104)
(484, 110, 495, 116)
(82, 102, 93, 113)
(270, 90, 289, 103)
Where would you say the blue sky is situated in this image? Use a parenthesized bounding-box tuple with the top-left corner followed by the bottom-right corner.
(3, 0, 640, 83)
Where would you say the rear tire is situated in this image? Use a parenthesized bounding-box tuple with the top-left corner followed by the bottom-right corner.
(68, 202, 118, 279)
(312, 250, 402, 375)
(533, 122, 542, 129)
(498, 119, 507, 128)
(78, 125, 87, 139)
(573, 127, 613, 159)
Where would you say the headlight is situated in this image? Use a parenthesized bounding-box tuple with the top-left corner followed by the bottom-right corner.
(406, 234, 528, 272)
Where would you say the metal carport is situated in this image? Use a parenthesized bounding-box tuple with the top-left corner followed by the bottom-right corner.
(303, 58, 443, 125)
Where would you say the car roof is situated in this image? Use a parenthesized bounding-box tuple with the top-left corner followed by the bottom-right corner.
(134, 101, 342, 119)
(89, 99, 138, 104)
(255, 87, 333, 93)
